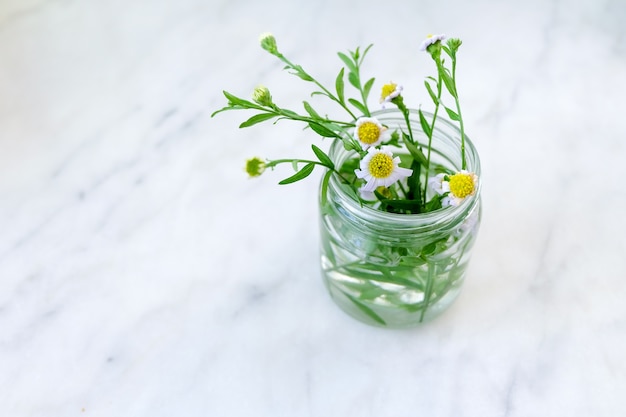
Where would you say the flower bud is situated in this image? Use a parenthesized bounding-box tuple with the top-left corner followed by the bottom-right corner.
(252, 85, 273, 106)
(245, 157, 266, 177)
(446, 38, 462, 54)
(259, 32, 278, 54)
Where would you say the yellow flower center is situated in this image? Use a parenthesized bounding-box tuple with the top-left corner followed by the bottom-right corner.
(368, 153, 394, 178)
(376, 186, 391, 198)
(426, 34, 433, 38)
(357, 122, 381, 144)
(448, 173, 475, 198)
(381, 83, 397, 100)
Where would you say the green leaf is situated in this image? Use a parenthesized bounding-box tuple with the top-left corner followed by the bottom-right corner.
(444, 106, 461, 121)
(337, 52, 357, 73)
(418, 109, 432, 138)
(290, 65, 313, 81)
(351, 46, 360, 61)
(363, 77, 376, 101)
(440, 69, 457, 97)
(424, 196, 443, 212)
(238, 112, 277, 128)
(402, 133, 428, 166)
(381, 198, 422, 212)
(309, 122, 339, 138)
(338, 182, 362, 206)
(303, 101, 321, 119)
(281, 109, 300, 118)
(376, 267, 424, 290)
(311, 91, 330, 99)
(320, 170, 333, 207)
(210, 106, 234, 118)
(348, 72, 360, 89)
(311, 144, 334, 169)
(335, 67, 345, 104)
(222, 90, 256, 108)
(278, 163, 315, 185)
(342, 291, 386, 325)
(387, 130, 401, 147)
(348, 98, 367, 115)
(406, 159, 422, 206)
(359, 44, 374, 65)
(338, 157, 359, 175)
(421, 241, 438, 256)
(424, 80, 438, 104)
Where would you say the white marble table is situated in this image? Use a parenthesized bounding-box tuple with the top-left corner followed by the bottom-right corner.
(1, 0, 626, 415)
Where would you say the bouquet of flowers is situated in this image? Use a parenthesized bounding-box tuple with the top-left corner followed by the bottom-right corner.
(212, 33, 482, 327)
(212, 33, 477, 214)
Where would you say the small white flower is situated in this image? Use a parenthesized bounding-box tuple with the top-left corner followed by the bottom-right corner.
(428, 173, 447, 195)
(459, 208, 480, 233)
(355, 146, 413, 192)
(358, 186, 377, 201)
(419, 34, 446, 51)
(380, 82, 403, 107)
(435, 170, 478, 207)
(358, 185, 391, 201)
(354, 117, 389, 149)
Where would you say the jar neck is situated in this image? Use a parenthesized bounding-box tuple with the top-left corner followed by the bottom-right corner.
(326, 108, 481, 235)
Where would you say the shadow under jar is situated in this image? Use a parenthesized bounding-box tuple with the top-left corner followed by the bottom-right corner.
(319, 109, 482, 328)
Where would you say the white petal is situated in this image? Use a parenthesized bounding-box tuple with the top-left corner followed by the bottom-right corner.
(394, 167, 413, 177)
(354, 169, 368, 179)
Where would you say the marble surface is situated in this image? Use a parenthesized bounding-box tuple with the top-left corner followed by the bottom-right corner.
(1, 0, 626, 415)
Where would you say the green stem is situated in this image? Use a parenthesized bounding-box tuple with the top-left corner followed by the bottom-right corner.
(419, 263, 435, 322)
(277, 54, 358, 120)
(359, 88, 371, 117)
(454, 96, 466, 170)
(422, 75, 443, 203)
(266, 159, 351, 183)
(396, 181, 409, 199)
(323, 260, 363, 273)
(273, 107, 353, 127)
(450, 57, 466, 170)
(356, 45, 373, 117)
(398, 103, 415, 144)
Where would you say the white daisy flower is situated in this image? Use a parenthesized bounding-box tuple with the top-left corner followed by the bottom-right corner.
(459, 208, 480, 234)
(380, 82, 403, 107)
(355, 146, 413, 192)
(419, 34, 446, 51)
(428, 170, 478, 207)
(358, 186, 377, 201)
(358, 185, 391, 201)
(354, 117, 390, 149)
(428, 173, 447, 195)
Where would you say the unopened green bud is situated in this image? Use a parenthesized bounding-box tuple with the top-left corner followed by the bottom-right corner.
(259, 32, 278, 54)
(245, 157, 266, 177)
(447, 38, 462, 51)
(252, 85, 273, 106)
(446, 38, 462, 59)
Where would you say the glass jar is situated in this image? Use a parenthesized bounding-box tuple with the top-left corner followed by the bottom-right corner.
(319, 109, 482, 328)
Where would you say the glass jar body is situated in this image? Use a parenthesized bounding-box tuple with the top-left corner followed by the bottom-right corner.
(319, 109, 481, 328)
